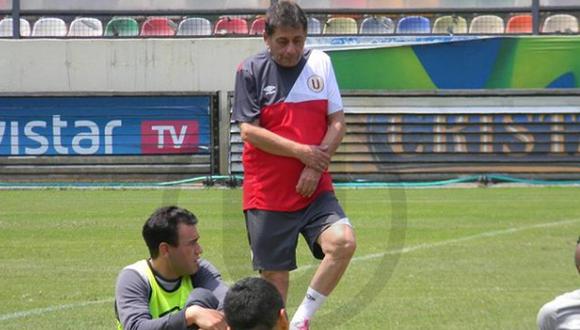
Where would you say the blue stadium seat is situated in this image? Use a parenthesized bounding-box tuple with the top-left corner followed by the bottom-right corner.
(397, 16, 430, 34)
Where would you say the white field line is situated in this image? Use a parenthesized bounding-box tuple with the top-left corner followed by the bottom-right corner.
(0, 298, 113, 322)
(292, 218, 580, 274)
(1, 218, 577, 322)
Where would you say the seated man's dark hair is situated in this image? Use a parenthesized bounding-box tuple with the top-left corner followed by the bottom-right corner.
(224, 277, 285, 330)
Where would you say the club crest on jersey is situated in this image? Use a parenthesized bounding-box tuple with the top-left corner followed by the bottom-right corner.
(307, 75, 324, 93)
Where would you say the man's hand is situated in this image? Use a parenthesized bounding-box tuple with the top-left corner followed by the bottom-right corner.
(185, 305, 227, 330)
(297, 145, 330, 173)
(296, 167, 323, 198)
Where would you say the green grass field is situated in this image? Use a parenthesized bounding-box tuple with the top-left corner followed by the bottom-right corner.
(1, 186, 579, 329)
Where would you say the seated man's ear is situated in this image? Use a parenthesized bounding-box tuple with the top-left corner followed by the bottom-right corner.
(278, 308, 289, 330)
(158, 242, 170, 258)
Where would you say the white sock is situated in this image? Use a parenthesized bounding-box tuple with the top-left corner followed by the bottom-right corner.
(290, 287, 327, 328)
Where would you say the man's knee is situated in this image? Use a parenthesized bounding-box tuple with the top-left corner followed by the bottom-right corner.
(321, 224, 356, 259)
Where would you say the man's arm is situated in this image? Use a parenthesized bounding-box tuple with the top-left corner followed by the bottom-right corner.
(192, 259, 229, 310)
(296, 110, 346, 197)
(115, 269, 188, 330)
(239, 121, 330, 173)
(320, 110, 347, 157)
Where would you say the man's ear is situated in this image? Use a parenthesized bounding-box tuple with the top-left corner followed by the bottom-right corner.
(278, 308, 289, 330)
(158, 242, 170, 258)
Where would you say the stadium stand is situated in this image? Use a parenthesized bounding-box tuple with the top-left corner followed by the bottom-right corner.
(140, 17, 176, 36)
(307, 16, 322, 35)
(469, 15, 505, 34)
(0, 17, 30, 37)
(214, 17, 248, 35)
(323, 17, 358, 34)
(396, 15, 431, 34)
(359, 16, 395, 34)
(104, 17, 139, 37)
(4, 12, 578, 39)
(67, 17, 103, 37)
(31, 17, 67, 37)
(506, 14, 533, 33)
(249, 17, 266, 35)
(432, 15, 467, 34)
(542, 14, 579, 33)
(176, 17, 212, 36)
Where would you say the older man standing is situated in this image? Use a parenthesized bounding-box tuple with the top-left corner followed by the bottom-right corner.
(232, 1, 356, 329)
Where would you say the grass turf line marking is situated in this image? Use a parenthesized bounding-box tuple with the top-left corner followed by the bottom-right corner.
(1, 219, 577, 322)
(293, 218, 580, 274)
(0, 298, 113, 322)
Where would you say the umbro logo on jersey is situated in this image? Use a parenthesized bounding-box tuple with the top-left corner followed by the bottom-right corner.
(307, 75, 324, 93)
(263, 85, 277, 95)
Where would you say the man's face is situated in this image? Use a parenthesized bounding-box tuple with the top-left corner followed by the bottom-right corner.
(168, 224, 202, 276)
(264, 25, 307, 68)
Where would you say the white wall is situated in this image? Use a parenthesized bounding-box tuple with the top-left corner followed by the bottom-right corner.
(0, 38, 263, 92)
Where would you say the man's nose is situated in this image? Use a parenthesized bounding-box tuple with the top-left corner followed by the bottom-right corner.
(285, 42, 297, 55)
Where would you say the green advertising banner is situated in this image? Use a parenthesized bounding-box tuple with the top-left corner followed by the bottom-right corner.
(327, 37, 580, 90)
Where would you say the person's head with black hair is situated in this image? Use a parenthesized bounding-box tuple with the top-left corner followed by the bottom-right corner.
(142, 206, 203, 278)
(263, 0, 308, 68)
(224, 277, 288, 330)
(265, 0, 307, 37)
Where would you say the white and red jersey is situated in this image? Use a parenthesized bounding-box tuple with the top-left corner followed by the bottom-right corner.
(233, 48, 343, 212)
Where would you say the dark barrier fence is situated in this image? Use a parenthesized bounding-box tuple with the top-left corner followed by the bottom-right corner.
(229, 93, 580, 182)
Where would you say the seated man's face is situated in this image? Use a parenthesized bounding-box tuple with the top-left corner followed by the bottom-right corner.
(168, 224, 202, 275)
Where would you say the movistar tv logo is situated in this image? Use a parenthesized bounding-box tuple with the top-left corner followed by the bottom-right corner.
(141, 120, 199, 154)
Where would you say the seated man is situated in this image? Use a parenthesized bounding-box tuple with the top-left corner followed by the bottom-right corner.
(537, 237, 580, 330)
(115, 206, 228, 330)
(224, 277, 288, 330)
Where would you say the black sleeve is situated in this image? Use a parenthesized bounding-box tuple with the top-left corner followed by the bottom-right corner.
(115, 268, 188, 330)
(232, 64, 261, 123)
(191, 259, 229, 310)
